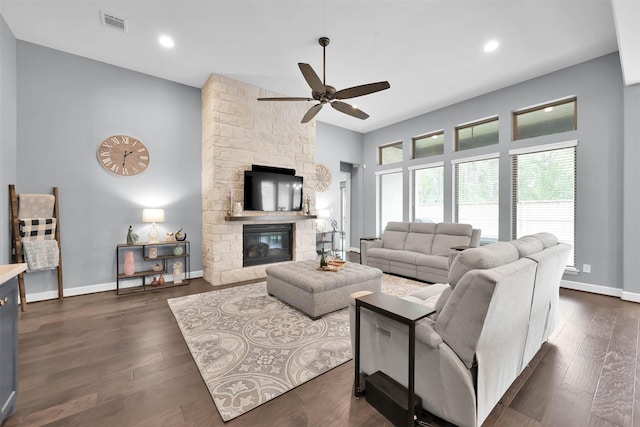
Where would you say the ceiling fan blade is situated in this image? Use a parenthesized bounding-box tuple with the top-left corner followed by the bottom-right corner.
(331, 101, 369, 120)
(334, 81, 391, 100)
(257, 97, 313, 101)
(298, 63, 325, 94)
(301, 104, 323, 123)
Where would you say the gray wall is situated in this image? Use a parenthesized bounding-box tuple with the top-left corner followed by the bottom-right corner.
(0, 15, 16, 265)
(623, 83, 640, 296)
(362, 53, 624, 291)
(316, 122, 364, 246)
(16, 41, 202, 295)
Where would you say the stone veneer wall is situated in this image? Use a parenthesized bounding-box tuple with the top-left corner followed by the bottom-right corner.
(202, 74, 318, 286)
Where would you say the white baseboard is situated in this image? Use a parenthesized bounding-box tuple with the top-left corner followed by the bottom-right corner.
(350, 246, 360, 253)
(561, 279, 627, 298)
(24, 270, 204, 303)
(24, 272, 640, 304)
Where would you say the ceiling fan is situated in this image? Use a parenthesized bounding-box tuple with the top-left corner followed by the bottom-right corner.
(257, 37, 390, 123)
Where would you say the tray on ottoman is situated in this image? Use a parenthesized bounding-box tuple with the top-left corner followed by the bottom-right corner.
(266, 260, 382, 320)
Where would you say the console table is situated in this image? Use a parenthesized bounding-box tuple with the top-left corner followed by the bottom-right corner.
(116, 241, 190, 295)
(354, 292, 434, 427)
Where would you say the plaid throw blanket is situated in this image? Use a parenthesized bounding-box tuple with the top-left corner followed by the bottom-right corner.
(19, 218, 57, 241)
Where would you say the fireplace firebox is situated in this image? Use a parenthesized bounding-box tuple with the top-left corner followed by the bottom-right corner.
(243, 223, 293, 267)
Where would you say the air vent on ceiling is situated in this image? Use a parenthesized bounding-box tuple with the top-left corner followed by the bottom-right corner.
(101, 11, 127, 32)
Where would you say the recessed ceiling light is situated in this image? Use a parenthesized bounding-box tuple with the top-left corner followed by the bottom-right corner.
(483, 40, 499, 53)
(544, 107, 554, 112)
(158, 35, 175, 48)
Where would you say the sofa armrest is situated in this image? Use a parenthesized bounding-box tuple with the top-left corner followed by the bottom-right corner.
(360, 238, 382, 265)
(415, 318, 443, 349)
(470, 229, 481, 248)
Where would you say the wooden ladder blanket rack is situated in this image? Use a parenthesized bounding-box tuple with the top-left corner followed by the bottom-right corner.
(9, 185, 64, 312)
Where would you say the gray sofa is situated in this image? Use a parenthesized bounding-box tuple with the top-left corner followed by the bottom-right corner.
(351, 232, 571, 427)
(361, 222, 481, 283)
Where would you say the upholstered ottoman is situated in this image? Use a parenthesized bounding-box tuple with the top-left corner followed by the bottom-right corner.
(265, 260, 382, 319)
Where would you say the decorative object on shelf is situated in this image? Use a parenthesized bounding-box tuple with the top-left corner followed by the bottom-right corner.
(234, 202, 243, 216)
(331, 219, 338, 232)
(302, 195, 311, 215)
(148, 247, 158, 259)
(142, 208, 165, 243)
(153, 263, 163, 272)
(124, 251, 136, 276)
(126, 225, 139, 245)
(158, 274, 165, 285)
(151, 276, 159, 286)
(97, 135, 150, 176)
(175, 227, 186, 241)
(173, 261, 184, 284)
(227, 186, 234, 216)
(320, 247, 328, 268)
(315, 164, 332, 192)
(173, 245, 184, 256)
(166, 232, 175, 242)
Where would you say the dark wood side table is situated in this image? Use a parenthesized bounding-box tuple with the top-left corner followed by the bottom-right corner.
(354, 292, 435, 427)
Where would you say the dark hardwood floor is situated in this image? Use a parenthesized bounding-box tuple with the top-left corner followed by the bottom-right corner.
(5, 254, 640, 426)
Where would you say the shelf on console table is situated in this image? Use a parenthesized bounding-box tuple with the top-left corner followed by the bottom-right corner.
(225, 215, 317, 221)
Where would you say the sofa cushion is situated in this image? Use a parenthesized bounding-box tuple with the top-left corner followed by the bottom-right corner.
(368, 248, 418, 264)
(404, 222, 437, 254)
(431, 223, 473, 256)
(531, 232, 558, 248)
(510, 236, 544, 257)
(415, 254, 449, 270)
(382, 222, 410, 250)
(448, 242, 519, 287)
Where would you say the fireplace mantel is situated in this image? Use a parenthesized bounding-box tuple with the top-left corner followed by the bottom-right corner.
(225, 215, 317, 222)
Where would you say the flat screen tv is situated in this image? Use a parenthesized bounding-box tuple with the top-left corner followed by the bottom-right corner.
(244, 166, 303, 212)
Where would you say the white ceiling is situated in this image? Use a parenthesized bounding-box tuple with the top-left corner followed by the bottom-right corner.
(0, 0, 634, 133)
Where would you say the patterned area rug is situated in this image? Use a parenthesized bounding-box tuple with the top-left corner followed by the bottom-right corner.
(168, 273, 425, 421)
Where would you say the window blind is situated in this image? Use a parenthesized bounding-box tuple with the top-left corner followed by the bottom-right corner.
(378, 170, 403, 235)
(512, 146, 576, 267)
(454, 156, 500, 242)
(411, 165, 444, 223)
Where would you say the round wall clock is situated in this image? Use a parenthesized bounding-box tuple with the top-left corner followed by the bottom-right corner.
(315, 163, 332, 192)
(97, 135, 150, 176)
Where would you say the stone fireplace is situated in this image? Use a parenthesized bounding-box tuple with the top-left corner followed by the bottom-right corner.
(201, 74, 318, 286)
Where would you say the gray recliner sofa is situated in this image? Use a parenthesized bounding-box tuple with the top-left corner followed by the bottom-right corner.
(351, 232, 571, 427)
(361, 222, 481, 283)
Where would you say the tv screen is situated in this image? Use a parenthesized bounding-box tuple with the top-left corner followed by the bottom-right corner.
(244, 170, 303, 212)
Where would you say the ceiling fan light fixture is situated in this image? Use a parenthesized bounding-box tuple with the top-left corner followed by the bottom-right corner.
(257, 36, 390, 123)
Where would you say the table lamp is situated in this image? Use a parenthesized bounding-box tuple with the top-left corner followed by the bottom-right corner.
(142, 208, 165, 243)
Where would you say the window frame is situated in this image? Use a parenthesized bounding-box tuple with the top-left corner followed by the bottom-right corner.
(512, 97, 577, 141)
(375, 167, 404, 235)
(455, 116, 499, 152)
(412, 131, 444, 159)
(379, 141, 403, 166)
(509, 140, 577, 268)
(409, 161, 444, 223)
(452, 153, 500, 244)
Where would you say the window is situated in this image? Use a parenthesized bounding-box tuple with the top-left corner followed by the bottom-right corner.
(377, 169, 403, 235)
(511, 141, 576, 267)
(513, 98, 577, 140)
(455, 117, 499, 151)
(410, 164, 444, 223)
(453, 156, 499, 242)
(379, 141, 403, 165)
(412, 131, 444, 159)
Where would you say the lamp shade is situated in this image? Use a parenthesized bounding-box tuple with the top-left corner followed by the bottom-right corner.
(142, 208, 165, 223)
(318, 209, 331, 219)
